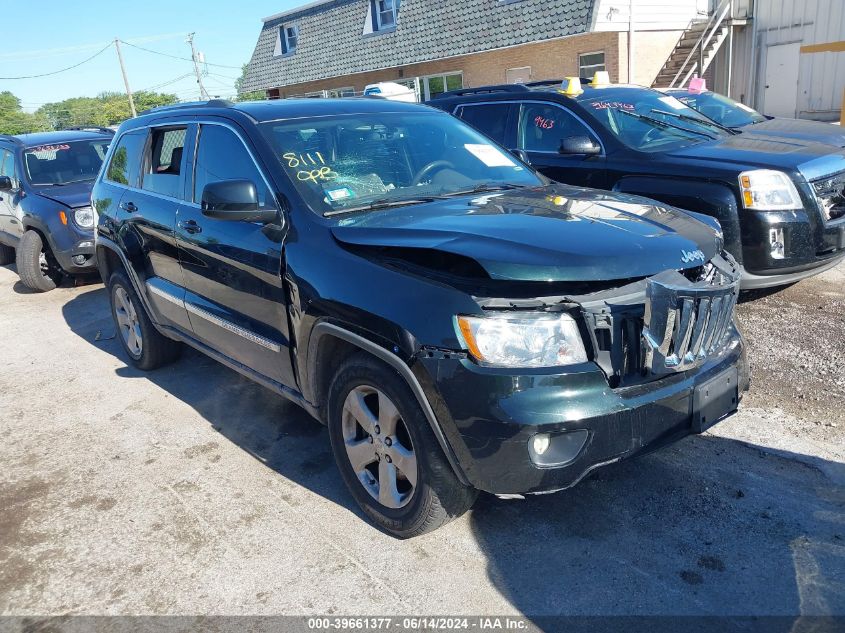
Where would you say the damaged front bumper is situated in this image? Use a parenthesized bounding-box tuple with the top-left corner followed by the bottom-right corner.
(415, 253, 750, 496)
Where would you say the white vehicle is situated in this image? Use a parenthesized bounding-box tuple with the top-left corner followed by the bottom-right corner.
(363, 82, 417, 102)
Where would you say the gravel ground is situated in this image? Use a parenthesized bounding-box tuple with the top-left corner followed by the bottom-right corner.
(0, 260, 843, 621)
(736, 262, 845, 441)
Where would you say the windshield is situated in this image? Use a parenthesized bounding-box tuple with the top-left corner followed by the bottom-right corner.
(259, 111, 542, 216)
(577, 87, 729, 152)
(24, 140, 110, 186)
(669, 91, 767, 128)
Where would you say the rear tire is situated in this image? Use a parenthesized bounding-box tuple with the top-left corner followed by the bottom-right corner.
(328, 352, 477, 537)
(0, 243, 14, 266)
(108, 270, 181, 370)
(16, 230, 62, 292)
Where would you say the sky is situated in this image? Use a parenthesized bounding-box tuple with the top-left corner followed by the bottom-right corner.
(0, 0, 304, 112)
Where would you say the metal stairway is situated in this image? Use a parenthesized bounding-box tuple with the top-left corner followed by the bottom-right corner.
(652, 0, 733, 89)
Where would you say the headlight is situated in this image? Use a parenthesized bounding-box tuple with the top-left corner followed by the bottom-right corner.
(456, 313, 587, 368)
(738, 170, 802, 211)
(73, 207, 95, 228)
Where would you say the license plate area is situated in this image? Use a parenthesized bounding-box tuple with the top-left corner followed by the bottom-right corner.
(692, 366, 739, 433)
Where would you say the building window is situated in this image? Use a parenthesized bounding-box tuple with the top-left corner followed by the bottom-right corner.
(422, 72, 462, 100)
(375, 0, 398, 30)
(506, 66, 532, 84)
(327, 87, 355, 98)
(578, 51, 605, 79)
(275, 23, 298, 56)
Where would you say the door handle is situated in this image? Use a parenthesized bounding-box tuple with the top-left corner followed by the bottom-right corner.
(178, 219, 202, 234)
(120, 201, 138, 213)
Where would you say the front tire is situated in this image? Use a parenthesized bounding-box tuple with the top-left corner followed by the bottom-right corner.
(0, 243, 14, 266)
(16, 230, 62, 292)
(108, 271, 181, 370)
(328, 353, 477, 537)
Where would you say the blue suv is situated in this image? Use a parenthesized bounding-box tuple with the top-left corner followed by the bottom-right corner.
(0, 128, 112, 291)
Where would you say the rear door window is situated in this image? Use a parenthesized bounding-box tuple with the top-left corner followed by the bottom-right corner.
(106, 130, 147, 187)
(517, 103, 595, 153)
(141, 127, 187, 198)
(455, 103, 512, 145)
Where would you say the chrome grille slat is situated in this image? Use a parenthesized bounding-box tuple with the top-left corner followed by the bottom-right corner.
(688, 296, 710, 359)
(672, 297, 696, 364)
(712, 292, 736, 351)
(701, 295, 723, 353)
(641, 255, 740, 376)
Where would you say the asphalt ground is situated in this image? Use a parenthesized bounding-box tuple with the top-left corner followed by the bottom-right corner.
(0, 260, 843, 622)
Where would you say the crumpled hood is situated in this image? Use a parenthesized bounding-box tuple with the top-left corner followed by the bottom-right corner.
(742, 118, 845, 148)
(31, 181, 93, 209)
(331, 186, 721, 282)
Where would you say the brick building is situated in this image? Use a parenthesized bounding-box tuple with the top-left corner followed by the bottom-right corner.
(241, 0, 713, 100)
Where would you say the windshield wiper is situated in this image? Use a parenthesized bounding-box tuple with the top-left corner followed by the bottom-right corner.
(650, 108, 738, 135)
(439, 182, 529, 198)
(617, 109, 716, 140)
(323, 184, 531, 217)
(323, 196, 444, 217)
(40, 177, 96, 187)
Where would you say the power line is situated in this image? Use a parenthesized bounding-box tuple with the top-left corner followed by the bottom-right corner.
(139, 72, 195, 92)
(118, 39, 242, 69)
(0, 42, 113, 80)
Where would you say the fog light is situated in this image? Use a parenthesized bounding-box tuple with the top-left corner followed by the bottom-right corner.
(769, 227, 785, 259)
(77, 241, 93, 248)
(72, 255, 87, 265)
(532, 433, 551, 455)
(528, 429, 589, 468)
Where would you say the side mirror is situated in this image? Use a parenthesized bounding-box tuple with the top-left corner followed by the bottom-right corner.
(201, 179, 277, 223)
(510, 148, 531, 164)
(559, 136, 601, 156)
(0, 176, 13, 192)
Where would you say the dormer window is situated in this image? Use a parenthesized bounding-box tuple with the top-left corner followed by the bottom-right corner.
(375, 0, 397, 29)
(275, 23, 298, 56)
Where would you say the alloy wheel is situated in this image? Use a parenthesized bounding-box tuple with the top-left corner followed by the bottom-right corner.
(38, 251, 49, 276)
(114, 286, 143, 357)
(341, 385, 417, 509)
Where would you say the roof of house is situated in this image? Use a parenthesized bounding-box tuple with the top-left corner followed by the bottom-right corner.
(242, 0, 597, 92)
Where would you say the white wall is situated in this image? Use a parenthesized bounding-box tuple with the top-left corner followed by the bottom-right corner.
(721, 0, 845, 120)
(592, 0, 710, 32)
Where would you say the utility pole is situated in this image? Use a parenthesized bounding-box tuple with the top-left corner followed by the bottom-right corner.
(186, 33, 210, 101)
(114, 39, 137, 118)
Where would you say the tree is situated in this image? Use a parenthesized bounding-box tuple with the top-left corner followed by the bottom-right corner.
(0, 92, 51, 135)
(36, 91, 179, 130)
(234, 64, 266, 102)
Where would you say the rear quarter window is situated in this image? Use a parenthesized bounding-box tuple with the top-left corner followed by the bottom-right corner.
(455, 103, 511, 145)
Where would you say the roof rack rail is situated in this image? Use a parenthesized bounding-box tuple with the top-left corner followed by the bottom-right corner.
(140, 99, 234, 115)
(433, 84, 531, 99)
(62, 126, 115, 135)
(524, 79, 564, 87)
(0, 134, 24, 146)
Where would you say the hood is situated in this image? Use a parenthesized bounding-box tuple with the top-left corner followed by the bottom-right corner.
(31, 180, 94, 209)
(666, 133, 845, 175)
(331, 186, 721, 282)
(742, 118, 845, 148)
(666, 133, 845, 181)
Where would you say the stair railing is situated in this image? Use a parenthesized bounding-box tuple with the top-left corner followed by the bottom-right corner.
(669, 0, 732, 88)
